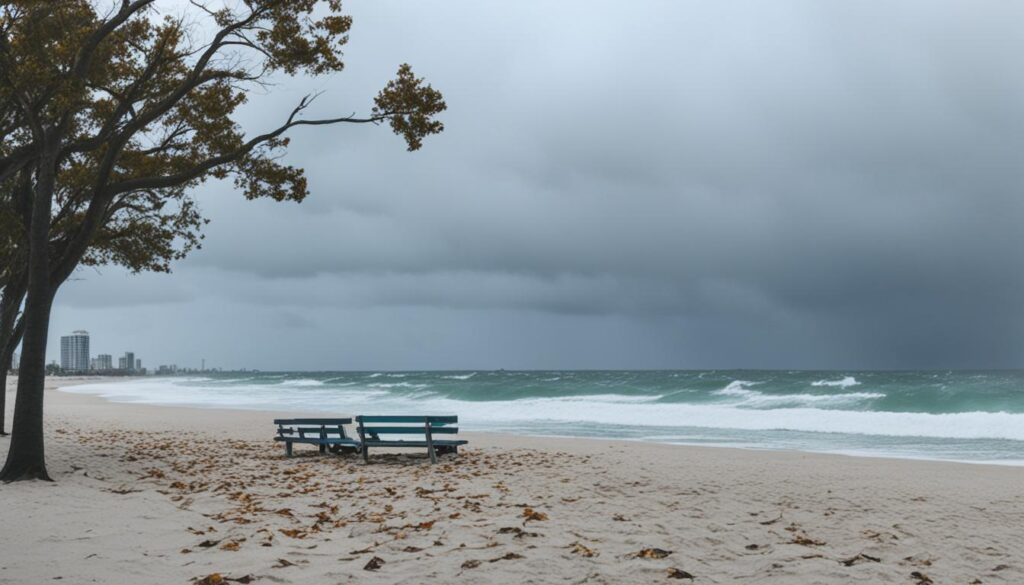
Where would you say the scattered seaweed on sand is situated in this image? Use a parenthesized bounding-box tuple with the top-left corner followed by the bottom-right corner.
(522, 508, 548, 522)
(272, 558, 296, 569)
(489, 552, 525, 562)
(629, 548, 673, 559)
(667, 568, 695, 580)
(569, 542, 598, 557)
(192, 575, 254, 585)
(840, 553, 880, 566)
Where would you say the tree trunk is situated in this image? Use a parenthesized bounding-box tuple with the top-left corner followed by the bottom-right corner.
(0, 283, 27, 437)
(1, 143, 57, 482)
(0, 324, 24, 437)
(0, 287, 54, 481)
(0, 368, 7, 437)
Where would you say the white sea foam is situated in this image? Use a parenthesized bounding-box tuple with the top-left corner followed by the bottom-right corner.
(712, 379, 881, 408)
(60, 378, 388, 411)
(538, 393, 663, 404)
(811, 376, 860, 388)
(736, 391, 885, 409)
(277, 379, 324, 387)
(442, 397, 1024, 441)
(714, 380, 759, 396)
(443, 373, 477, 380)
(367, 382, 432, 390)
(321, 378, 358, 386)
(59, 378, 1024, 443)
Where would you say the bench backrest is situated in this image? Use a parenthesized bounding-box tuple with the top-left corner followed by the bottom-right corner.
(355, 415, 459, 439)
(275, 418, 353, 438)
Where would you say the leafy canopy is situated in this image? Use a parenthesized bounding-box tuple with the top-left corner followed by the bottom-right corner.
(0, 0, 446, 284)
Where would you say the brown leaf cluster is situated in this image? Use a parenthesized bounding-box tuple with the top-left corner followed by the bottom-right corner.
(631, 548, 673, 559)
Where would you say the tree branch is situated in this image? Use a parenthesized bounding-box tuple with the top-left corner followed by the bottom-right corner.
(70, 0, 158, 80)
(107, 99, 391, 195)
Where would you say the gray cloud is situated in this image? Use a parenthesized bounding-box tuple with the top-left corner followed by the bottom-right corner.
(47, 0, 1024, 369)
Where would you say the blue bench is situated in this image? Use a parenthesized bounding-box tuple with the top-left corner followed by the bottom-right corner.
(273, 418, 360, 457)
(356, 415, 468, 464)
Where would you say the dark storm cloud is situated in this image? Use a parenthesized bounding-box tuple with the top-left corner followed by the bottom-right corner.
(49, 0, 1024, 369)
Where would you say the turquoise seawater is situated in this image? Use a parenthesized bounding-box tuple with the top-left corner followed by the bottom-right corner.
(64, 370, 1024, 464)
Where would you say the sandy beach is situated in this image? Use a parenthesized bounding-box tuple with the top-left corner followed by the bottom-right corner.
(1, 377, 1022, 585)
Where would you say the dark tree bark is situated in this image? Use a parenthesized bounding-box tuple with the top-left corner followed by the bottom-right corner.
(0, 372, 6, 436)
(0, 367, 6, 437)
(0, 316, 25, 437)
(0, 141, 57, 482)
(0, 280, 27, 437)
(0, 341, 15, 436)
(0, 283, 54, 481)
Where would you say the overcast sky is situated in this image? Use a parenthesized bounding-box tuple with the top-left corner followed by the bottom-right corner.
(47, 0, 1024, 370)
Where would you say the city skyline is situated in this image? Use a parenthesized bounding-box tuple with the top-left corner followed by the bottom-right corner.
(54, 330, 143, 374)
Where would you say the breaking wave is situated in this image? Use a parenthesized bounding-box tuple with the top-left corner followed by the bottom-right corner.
(57, 370, 1024, 463)
(812, 376, 860, 388)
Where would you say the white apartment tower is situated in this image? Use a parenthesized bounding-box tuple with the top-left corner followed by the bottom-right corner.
(95, 354, 113, 370)
(60, 330, 90, 372)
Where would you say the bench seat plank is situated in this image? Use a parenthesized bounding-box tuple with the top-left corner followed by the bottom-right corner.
(360, 426, 460, 434)
(273, 418, 353, 425)
(362, 439, 468, 447)
(274, 437, 360, 444)
(357, 415, 457, 423)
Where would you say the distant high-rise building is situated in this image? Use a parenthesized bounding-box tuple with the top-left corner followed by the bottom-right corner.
(120, 351, 135, 372)
(118, 356, 127, 370)
(135, 358, 141, 371)
(60, 330, 90, 372)
(95, 354, 113, 370)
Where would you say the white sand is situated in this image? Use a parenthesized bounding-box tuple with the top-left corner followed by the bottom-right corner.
(1, 376, 1022, 584)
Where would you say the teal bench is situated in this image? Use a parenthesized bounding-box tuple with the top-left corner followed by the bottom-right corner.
(356, 415, 468, 464)
(274, 418, 360, 456)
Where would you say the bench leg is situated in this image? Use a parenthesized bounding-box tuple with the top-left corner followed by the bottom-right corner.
(425, 427, 437, 464)
(427, 444, 437, 464)
(319, 443, 326, 455)
(285, 441, 293, 457)
(362, 445, 369, 463)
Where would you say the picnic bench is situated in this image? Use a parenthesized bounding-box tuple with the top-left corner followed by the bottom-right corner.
(274, 418, 360, 457)
(356, 415, 468, 464)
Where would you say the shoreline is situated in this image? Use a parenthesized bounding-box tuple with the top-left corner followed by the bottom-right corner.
(2, 376, 1023, 584)
(46, 375, 1024, 469)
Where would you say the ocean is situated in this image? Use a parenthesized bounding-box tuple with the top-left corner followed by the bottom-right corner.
(62, 370, 1024, 464)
